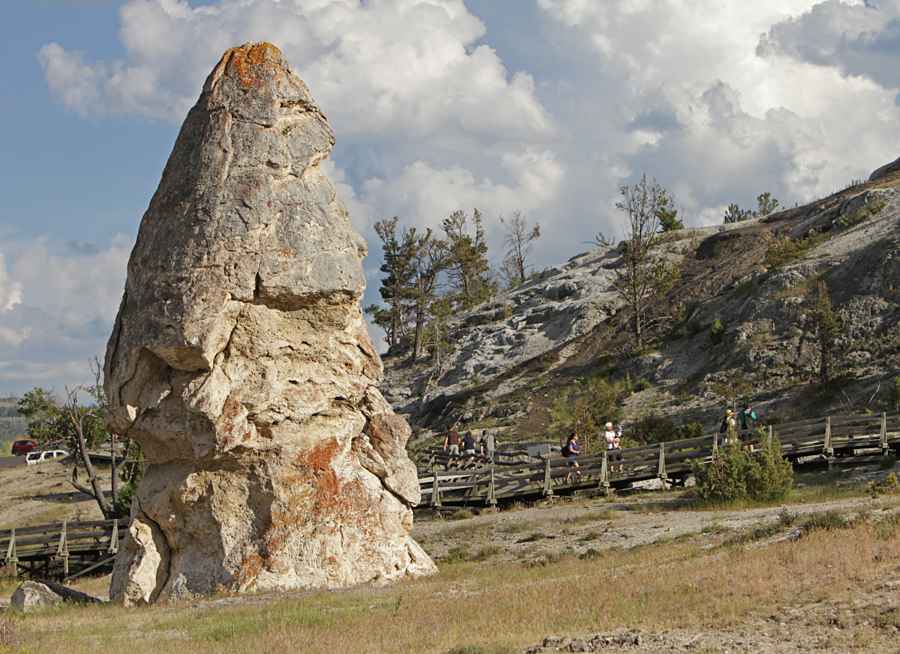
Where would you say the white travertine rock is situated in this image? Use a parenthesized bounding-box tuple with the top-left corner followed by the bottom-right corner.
(105, 42, 435, 604)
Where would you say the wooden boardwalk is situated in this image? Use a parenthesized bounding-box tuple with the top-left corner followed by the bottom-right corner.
(1, 413, 896, 582)
(419, 413, 900, 507)
(0, 518, 126, 582)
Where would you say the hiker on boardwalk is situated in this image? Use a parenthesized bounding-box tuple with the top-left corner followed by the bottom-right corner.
(462, 431, 477, 457)
(719, 409, 738, 445)
(604, 421, 624, 473)
(740, 403, 758, 436)
(562, 431, 582, 483)
(443, 426, 461, 458)
(483, 429, 496, 461)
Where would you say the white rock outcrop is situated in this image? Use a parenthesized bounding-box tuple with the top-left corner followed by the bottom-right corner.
(104, 42, 435, 605)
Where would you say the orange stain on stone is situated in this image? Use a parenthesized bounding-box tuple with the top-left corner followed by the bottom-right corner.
(226, 42, 284, 89)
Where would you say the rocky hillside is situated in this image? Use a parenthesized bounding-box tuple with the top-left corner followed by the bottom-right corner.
(383, 157, 900, 449)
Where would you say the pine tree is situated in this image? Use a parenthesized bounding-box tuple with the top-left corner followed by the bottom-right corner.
(756, 192, 780, 217)
(656, 190, 683, 232)
(408, 229, 449, 362)
(441, 209, 493, 309)
(369, 217, 417, 350)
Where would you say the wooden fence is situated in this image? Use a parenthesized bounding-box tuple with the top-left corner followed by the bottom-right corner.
(418, 413, 900, 508)
(2, 413, 896, 582)
(0, 518, 126, 582)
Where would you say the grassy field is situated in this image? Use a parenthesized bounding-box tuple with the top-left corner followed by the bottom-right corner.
(4, 513, 898, 654)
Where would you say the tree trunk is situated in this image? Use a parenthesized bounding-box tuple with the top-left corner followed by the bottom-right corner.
(110, 432, 118, 512)
(71, 416, 113, 518)
(413, 307, 425, 361)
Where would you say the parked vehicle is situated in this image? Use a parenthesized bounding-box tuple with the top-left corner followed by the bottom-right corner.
(11, 439, 37, 456)
(25, 449, 69, 466)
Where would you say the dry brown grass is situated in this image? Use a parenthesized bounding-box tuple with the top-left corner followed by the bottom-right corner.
(10, 518, 898, 654)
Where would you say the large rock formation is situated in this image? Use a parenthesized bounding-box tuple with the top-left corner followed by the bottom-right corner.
(104, 42, 435, 605)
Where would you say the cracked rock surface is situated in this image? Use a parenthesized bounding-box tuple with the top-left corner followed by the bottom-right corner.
(104, 42, 435, 605)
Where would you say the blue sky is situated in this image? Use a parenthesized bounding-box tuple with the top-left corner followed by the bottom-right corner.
(1, 0, 900, 396)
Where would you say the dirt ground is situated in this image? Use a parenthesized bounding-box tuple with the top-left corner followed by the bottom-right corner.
(413, 463, 900, 565)
(0, 459, 109, 529)
(4, 461, 899, 653)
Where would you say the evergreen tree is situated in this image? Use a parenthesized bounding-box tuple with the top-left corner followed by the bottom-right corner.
(756, 192, 780, 217)
(408, 229, 449, 362)
(369, 217, 416, 350)
(723, 203, 752, 224)
(656, 190, 683, 232)
(441, 209, 493, 308)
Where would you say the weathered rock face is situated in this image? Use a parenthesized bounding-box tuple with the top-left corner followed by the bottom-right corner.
(104, 42, 435, 605)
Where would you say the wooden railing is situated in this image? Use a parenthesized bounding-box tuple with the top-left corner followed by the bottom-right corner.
(0, 518, 127, 582)
(418, 413, 900, 508)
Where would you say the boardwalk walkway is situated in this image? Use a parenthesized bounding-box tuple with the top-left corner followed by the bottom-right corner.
(419, 413, 900, 507)
(1, 413, 897, 582)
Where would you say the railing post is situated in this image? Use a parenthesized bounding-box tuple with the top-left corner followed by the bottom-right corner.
(57, 520, 69, 579)
(487, 463, 497, 508)
(108, 519, 120, 555)
(767, 425, 773, 448)
(880, 412, 889, 457)
(657, 442, 667, 482)
(712, 432, 719, 459)
(542, 455, 553, 497)
(430, 462, 442, 508)
(600, 450, 610, 496)
(824, 416, 834, 467)
(6, 529, 17, 578)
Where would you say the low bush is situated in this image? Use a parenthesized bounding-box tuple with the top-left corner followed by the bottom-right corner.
(709, 318, 725, 344)
(633, 414, 704, 444)
(693, 436, 793, 503)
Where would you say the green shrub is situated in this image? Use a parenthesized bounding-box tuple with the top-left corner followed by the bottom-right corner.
(709, 318, 725, 344)
(632, 414, 703, 444)
(836, 199, 886, 229)
(868, 473, 899, 498)
(113, 480, 137, 518)
(693, 443, 752, 503)
(893, 376, 900, 412)
(693, 436, 793, 503)
(746, 435, 794, 502)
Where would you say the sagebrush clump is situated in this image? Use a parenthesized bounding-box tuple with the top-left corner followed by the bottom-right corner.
(693, 435, 793, 503)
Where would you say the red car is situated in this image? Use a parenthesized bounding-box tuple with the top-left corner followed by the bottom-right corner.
(11, 439, 37, 456)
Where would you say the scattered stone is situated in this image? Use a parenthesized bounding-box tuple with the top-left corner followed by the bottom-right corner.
(104, 42, 435, 605)
(10, 579, 104, 612)
(10, 582, 62, 612)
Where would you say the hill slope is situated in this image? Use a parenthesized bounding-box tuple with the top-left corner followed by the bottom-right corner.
(384, 158, 900, 449)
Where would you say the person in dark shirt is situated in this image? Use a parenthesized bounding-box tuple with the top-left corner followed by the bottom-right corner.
(740, 403, 758, 434)
(562, 432, 582, 482)
(462, 432, 477, 456)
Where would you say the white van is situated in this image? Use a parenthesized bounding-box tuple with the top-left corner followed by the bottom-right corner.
(25, 449, 69, 466)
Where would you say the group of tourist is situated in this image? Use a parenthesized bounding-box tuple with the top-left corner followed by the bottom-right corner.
(442, 425, 495, 461)
(719, 403, 759, 445)
(440, 402, 761, 479)
(561, 421, 625, 482)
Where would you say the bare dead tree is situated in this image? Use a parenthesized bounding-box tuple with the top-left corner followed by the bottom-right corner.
(500, 211, 541, 287)
(64, 385, 113, 519)
(611, 175, 665, 349)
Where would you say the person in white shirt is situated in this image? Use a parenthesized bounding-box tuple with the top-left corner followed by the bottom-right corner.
(604, 421, 624, 472)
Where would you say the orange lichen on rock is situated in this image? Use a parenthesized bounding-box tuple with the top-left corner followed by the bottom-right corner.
(295, 439, 342, 509)
(225, 42, 284, 89)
